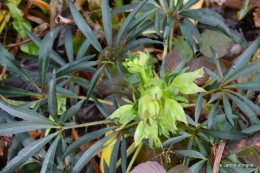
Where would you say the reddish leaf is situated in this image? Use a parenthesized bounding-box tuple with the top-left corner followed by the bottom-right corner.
(130, 161, 166, 173)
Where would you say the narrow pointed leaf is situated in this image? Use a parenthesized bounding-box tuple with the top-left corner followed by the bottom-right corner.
(109, 135, 121, 173)
(224, 81, 260, 91)
(223, 94, 234, 126)
(72, 132, 116, 173)
(208, 101, 219, 129)
(0, 86, 42, 97)
(92, 95, 109, 117)
(178, 21, 196, 53)
(86, 66, 104, 101)
(0, 44, 40, 92)
(155, 9, 161, 35)
(62, 127, 115, 158)
(0, 100, 52, 123)
(59, 99, 85, 123)
(0, 122, 57, 135)
(25, 29, 66, 66)
(190, 160, 205, 172)
(126, 20, 154, 43)
(69, 0, 102, 52)
(65, 26, 74, 62)
(208, 92, 221, 103)
(183, 18, 200, 44)
(76, 39, 90, 59)
(1, 132, 58, 173)
(102, 0, 112, 46)
(224, 35, 260, 82)
(164, 17, 174, 39)
(210, 47, 223, 77)
(204, 67, 220, 81)
(162, 133, 191, 147)
(200, 129, 248, 140)
(181, 0, 199, 11)
(48, 70, 58, 121)
(175, 150, 205, 159)
(111, 3, 139, 14)
(159, 0, 169, 11)
(195, 136, 208, 157)
(115, 0, 148, 52)
(55, 56, 96, 78)
(121, 135, 127, 173)
(39, 26, 62, 87)
(195, 92, 203, 124)
(40, 136, 60, 173)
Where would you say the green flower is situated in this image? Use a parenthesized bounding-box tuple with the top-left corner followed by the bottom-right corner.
(138, 94, 160, 120)
(123, 51, 148, 74)
(170, 68, 206, 94)
(109, 104, 136, 127)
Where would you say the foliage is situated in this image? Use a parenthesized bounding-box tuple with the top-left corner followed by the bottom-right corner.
(0, 0, 260, 173)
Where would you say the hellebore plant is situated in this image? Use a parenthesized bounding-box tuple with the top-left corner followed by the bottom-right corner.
(110, 51, 205, 147)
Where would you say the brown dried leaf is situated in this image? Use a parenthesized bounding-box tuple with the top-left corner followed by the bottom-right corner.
(253, 8, 260, 28)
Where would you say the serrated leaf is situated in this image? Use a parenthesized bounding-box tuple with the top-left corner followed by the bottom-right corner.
(115, 0, 148, 52)
(65, 26, 74, 62)
(1, 132, 58, 173)
(0, 121, 57, 136)
(0, 100, 52, 123)
(71, 132, 116, 173)
(175, 150, 205, 159)
(39, 26, 63, 87)
(69, 0, 102, 52)
(55, 56, 96, 78)
(102, 0, 112, 46)
(200, 30, 231, 58)
(40, 136, 60, 173)
(172, 36, 193, 60)
(62, 127, 115, 158)
(48, 70, 58, 121)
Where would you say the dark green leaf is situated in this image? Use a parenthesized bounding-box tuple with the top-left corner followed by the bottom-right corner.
(164, 17, 174, 39)
(155, 9, 161, 35)
(195, 92, 203, 125)
(56, 56, 96, 78)
(71, 132, 116, 173)
(223, 94, 234, 126)
(190, 160, 205, 173)
(7, 136, 23, 162)
(126, 20, 154, 44)
(69, 0, 102, 52)
(183, 18, 200, 44)
(0, 45, 40, 92)
(25, 29, 66, 66)
(102, 0, 112, 46)
(204, 67, 220, 81)
(62, 127, 115, 158)
(178, 20, 196, 53)
(48, 70, 58, 121)
(60, 99, 85, 123)
(121, 38, 162, 55)
(92, 95, 110, 117)
(1, 132, 58, 173)
(39, 26, 62, 87)
(162, 133, 191, 147)
(224, 35, 260, 83)
(86, 66, 104, 101)
(109, 135, 121, 173)
(208, 92, 221, 103)
(121, 135, 127, 173)
(116, 61, 124, 79)
(226, 92, 260, 125)
(112, 3, 139, 14)
(242, 125, 260, 133)
(0, 121, 57, 135)
(200, 129, 248, 140)
(86, 162, 94, 173)
(76, 39, 90, 59)
(115, 0, 148, 52)
(208, 101, 219, 129)
(181, 0, 199, 11)
(195, 136, 208, 157)
(224, 81, 260, 91)
(65, 26, 74, 62)
(0, 86, 42, 97)
(159, 0, 169, 11)
(210, 47, 223, 77)
(175, 150, 205, 159)
(0, 100, 52, 123)
(40, 136, 60, 173)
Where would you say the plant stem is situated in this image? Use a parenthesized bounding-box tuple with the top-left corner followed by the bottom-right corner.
(126, 142, 143, 173)
(63, 120, 112, 129)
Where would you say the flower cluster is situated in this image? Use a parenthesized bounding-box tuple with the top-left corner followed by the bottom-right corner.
(110, 51, 205, 147)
